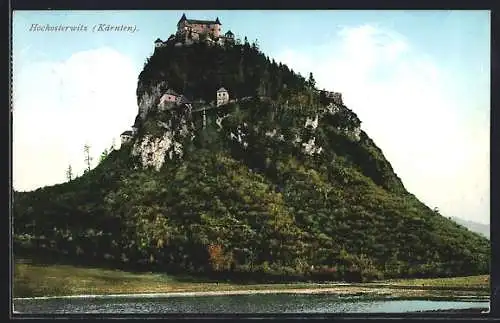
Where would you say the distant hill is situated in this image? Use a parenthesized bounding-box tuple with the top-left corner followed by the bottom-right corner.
(451, 217, 490, 239)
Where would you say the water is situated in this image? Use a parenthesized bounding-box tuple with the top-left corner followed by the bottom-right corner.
(13, 294, 489, 314)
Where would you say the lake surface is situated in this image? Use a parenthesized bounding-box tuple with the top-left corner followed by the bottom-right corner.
(13, 294, 489, 314)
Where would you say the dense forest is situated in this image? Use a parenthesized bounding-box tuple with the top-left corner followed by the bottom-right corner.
(13, 35, 490, 283)
(138, 36, 309, 104)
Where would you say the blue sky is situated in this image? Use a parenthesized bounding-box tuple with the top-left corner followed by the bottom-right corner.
(12, 10, 490, 225)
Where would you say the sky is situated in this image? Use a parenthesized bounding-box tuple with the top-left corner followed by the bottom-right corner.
(12, 10, 490, 225)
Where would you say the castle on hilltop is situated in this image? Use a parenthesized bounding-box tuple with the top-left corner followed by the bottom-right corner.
(177, 13, 222, 38)
(155, 13, 235, 48)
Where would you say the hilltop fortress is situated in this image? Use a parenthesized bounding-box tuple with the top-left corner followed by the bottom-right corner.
(177, 14, 223, 39)
(120, 14, 344, 145)
(155, 14, 235, 48)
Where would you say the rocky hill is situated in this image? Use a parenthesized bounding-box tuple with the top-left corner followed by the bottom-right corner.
(13, 37, 490, 283)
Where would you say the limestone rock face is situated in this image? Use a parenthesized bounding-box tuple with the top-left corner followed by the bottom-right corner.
(304, 114, 319, 129)
(137, 81, 168, 121)
(302, 137, 322, 155)
(130, 76, 364, 171)
(131, 107, 194, 170)
(132, 132, 174, 171)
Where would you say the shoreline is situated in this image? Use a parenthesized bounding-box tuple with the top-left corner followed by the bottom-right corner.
(13, 287, 490, 302)
(14, 261, 490, 300)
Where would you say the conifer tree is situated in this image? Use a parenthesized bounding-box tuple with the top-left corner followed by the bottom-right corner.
(65, 164, 73, 181)
(308, 72, 316, 89)
(83, 144, 92, 173)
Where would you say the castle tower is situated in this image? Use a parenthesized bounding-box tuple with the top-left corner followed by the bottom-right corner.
(217, 87, 229, 107)
(154, 38, 164, 48)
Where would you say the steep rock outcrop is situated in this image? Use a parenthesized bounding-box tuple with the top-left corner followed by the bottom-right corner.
(13, 39, 490, 283)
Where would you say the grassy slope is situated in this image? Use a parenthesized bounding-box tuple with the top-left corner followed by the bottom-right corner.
(13, 260, 490, 298)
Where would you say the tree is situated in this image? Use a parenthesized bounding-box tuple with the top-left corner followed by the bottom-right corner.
(110, 138, 116, 151)
(83, 144, 93, 173)
(207, 244, 226, 272)
(307, 72, 316, 89)
(65, 164, 73, 181)
(252, 39, 260, 51)
(99, 148, 109, 164)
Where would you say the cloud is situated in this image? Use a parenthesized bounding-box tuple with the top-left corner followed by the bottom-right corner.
(13, 47, 138, 191)
(274, 24, 490, 225)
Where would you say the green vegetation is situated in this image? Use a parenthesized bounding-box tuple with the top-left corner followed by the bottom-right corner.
(13, 260, 489, 298)
(385, 275, 490, 290)
(14, 260, 218, 298)
(13, 37, 490, 286)
(139, 38, 309, 104)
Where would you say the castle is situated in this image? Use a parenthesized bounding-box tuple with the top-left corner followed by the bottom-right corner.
(177, 13, 222, 38)
(155, 14, 235, 48)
